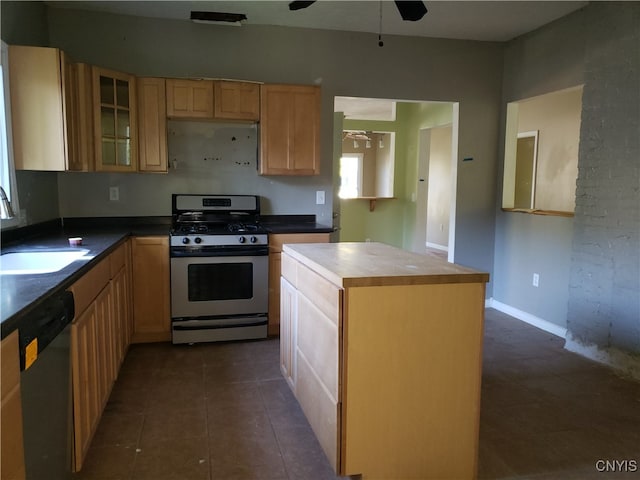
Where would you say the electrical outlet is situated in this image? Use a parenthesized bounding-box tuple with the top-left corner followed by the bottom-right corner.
(533, 273, 539, 287)
(109, 186, 119, 201)
(316, 190, 325, 205)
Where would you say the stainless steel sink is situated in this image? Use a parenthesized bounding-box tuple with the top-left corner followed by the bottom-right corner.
(0, 249, 90, 275)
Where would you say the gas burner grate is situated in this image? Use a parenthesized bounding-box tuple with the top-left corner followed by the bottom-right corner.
(228, 223, 260, 233)
(175, 224, 210, 234)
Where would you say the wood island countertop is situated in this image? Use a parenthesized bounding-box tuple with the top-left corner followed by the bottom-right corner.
(282, 241, 490, 288)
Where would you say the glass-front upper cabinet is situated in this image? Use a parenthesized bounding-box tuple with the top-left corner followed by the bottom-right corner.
(92, 67, 137, 172)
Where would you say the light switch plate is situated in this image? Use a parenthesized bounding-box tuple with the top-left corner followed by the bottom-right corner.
(316, 190, 325, 205)
(109, 186, 119, 201)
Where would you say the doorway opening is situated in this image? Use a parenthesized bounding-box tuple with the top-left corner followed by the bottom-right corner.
(417, 124, 453, 258)
(333, 96, 458, 260)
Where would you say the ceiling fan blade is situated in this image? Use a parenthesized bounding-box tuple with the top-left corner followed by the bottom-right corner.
(289, 1, 316, 11)
(394, 1, 428, 21)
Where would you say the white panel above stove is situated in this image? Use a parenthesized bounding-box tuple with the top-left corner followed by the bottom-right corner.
(168, 120, 258, 174)
(174, 194, 258, 213)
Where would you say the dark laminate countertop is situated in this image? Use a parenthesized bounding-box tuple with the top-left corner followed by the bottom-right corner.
(1, 218, 171, 339)
(260, 215, 334, 234)
(1, 215, 333, 339)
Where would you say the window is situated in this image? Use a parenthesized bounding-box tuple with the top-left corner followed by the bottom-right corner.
(0, 41, 20, 228)
(339, 154, 364, 199)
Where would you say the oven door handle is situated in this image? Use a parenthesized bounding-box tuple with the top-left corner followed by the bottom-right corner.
(172, 316, 268, 330)
(170, 245, 269, 257)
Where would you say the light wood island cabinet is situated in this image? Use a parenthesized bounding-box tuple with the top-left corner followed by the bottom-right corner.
(268, 232, 330, 336)
(280, 242, 489, 479)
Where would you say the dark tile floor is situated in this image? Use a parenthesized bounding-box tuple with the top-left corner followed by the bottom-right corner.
(73, 308, 640, 480)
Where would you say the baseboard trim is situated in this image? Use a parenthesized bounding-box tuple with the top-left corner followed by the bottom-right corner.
(564, 335, 640, 381)
(425, 242, 448, 252)
(488, 298, 640, 380)
(487, 298, 567, 339)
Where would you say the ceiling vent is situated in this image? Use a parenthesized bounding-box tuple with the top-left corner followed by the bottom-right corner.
(190, 11, 247, 26)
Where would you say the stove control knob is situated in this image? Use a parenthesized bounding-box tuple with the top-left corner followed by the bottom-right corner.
(182, 237, 190, 245)
(194, 237, 202, 244)
(238, 236, 246, 244)
(250, 236, 258, 244)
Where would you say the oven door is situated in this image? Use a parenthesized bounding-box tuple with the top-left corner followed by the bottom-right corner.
(171, 254, 268, 319)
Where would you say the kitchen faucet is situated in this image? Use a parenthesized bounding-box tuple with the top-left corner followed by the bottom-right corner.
(0, 185, 15, 219)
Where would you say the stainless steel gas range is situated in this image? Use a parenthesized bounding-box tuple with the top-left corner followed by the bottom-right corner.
(170, 194, 268, 344)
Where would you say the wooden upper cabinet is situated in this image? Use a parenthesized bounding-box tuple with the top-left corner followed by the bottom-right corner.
(92, 67, 137, 172)
(166, 79, 259, 121)
(214, 80, 260, 121)
(166, 79, 214, 119)
(66, 63, 95, 172)
(260, 84, 321, 176)
(9, 45, 70, 171)
(137, 77, 168, 173)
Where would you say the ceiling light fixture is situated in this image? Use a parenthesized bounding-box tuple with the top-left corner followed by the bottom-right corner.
(190, 11, 247, 26)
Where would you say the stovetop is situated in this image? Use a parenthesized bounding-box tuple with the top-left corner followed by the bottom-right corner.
(171, 194, 266, 238)
(171, 221, 267, 236)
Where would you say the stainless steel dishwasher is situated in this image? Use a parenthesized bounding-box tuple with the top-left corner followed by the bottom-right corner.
(19, 290, 74, 480)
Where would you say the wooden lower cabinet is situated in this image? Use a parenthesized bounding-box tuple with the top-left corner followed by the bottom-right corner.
(1, 330, 26, 480)
(131, 236, 170, 343)
(281, 245, 487, 479)
(70, 298, 100, 470)
(70, 241, 132, 471)
(268, 233, 330, 336)
(111, 267, 130, 368)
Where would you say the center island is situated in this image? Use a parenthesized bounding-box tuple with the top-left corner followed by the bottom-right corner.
(280, 242, 490, 480)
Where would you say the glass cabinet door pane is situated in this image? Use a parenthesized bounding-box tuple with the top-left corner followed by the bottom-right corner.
(100, 76, 114, 104)
(116, 80, 129, 108)
(102, 139, 116, 165)
(117, 110, 131, 138)
(117, 139, 131, 166)
(101, 107, 115, 136)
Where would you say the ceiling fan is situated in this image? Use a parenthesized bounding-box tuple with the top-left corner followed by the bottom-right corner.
(289, 1, 428, 22)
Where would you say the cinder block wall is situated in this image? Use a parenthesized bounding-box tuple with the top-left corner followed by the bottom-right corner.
(567, 3, 640, 354)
